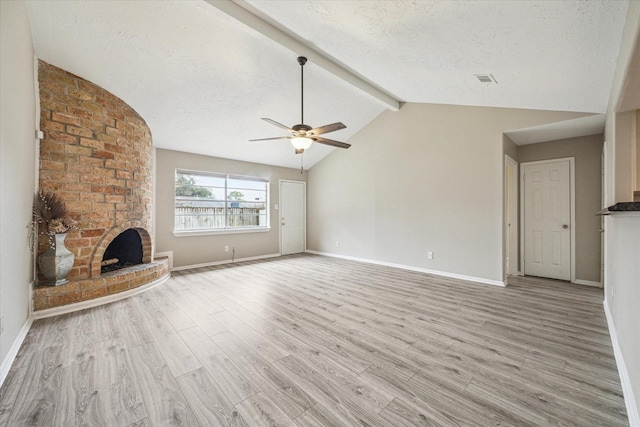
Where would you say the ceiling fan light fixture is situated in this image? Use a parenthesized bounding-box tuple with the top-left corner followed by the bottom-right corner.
(250, 56, 349, 155)
(291, 136, 313, 150)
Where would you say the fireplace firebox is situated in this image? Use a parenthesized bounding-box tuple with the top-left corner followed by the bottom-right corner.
(101, 229, 143, 273)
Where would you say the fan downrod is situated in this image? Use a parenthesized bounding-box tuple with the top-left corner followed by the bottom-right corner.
(298, 56, 307, 124)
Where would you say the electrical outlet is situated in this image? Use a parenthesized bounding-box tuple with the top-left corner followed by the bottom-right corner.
(224, 245, 229, 252)
(336, 241, 340, 247)
(427, 251, 434, 260)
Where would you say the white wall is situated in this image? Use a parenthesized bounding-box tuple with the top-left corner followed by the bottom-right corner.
(0, 1, 37, 374)
(605, 213, 640, 425)
(603, 1, 640, 423)
(308, 102, 588, 284)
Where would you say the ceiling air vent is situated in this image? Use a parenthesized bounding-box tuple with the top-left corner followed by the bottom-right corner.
(474, 74, 498, 84)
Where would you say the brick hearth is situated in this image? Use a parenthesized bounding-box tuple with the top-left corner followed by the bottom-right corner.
(33, 258, 169, 311)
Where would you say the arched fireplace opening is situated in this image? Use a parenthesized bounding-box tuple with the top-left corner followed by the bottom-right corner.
(101, 228, 143, 273)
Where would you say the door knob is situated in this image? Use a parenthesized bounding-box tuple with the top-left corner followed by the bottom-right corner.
(562, 224, 569, 229)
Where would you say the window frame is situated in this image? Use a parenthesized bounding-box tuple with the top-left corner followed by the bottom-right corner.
(172, 169, 270, 237)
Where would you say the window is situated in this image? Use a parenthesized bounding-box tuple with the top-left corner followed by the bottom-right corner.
(174, 170, 269, 233)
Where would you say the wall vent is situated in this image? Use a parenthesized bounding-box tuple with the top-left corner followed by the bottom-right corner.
(475, 74, 498, 84)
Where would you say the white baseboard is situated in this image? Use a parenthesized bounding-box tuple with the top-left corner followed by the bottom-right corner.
(574, 279, 603, 288)
(154, 251, 173, 270)
(604, 299, 640, 427)
(306, 250, 505, 287)
(0, 316, 33, 388)
(171, 253, 281, 272)
(31, 273, 171, 320)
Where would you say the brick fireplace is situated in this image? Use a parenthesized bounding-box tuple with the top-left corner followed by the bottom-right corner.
(34, 61, 168, 312)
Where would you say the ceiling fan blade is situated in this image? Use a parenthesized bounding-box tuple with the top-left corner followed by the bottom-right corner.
(314, 136, 351, 149)
(249, 136, 292, 142)
(261, 118, 294, 133)
(309, 122, 346, 136)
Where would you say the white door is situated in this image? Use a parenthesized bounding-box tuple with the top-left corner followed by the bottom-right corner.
(522, 160, 571, 280)
(280, 180, 306, 255)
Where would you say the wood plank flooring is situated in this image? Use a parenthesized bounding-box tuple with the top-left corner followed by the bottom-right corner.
(0, 254, 628, 426)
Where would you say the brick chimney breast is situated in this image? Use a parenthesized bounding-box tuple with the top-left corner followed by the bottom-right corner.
(35, 61, 165, 311)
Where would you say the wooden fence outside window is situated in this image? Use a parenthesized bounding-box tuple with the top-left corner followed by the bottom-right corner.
(175, 206, 267, 230)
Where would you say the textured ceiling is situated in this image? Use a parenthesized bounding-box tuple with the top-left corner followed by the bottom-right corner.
(242, 0, 628, 112)
(27, 0, 629, 169)
(27, 0, 384, 169)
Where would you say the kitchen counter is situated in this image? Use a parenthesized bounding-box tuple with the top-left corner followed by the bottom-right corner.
(596, 202, 640, 215)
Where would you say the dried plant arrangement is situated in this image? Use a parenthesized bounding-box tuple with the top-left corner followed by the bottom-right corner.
(31, 190, 78, 248)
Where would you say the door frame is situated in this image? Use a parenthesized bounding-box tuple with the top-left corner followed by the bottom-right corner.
(504, 155, 520, 277)
(519, 157, 576, 283)
(601, 142, 606, 286)
(279, 179, 307, 255)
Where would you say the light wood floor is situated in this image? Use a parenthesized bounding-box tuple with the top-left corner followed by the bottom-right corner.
(0, 254, 628, 426)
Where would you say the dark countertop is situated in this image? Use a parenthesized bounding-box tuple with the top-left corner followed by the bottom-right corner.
(596, 202, 640, 215)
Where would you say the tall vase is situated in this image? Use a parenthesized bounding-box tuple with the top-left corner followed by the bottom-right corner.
(39, 232, 74, 286)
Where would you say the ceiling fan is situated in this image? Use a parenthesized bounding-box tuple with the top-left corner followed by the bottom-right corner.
(250, 56, 350, 154)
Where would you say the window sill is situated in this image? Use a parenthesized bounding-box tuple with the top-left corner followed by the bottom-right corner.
(172, 227, 271, 237)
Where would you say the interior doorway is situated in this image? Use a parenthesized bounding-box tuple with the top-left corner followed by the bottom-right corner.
(505, 155, 519, 276)
(521, 158, 575, 281)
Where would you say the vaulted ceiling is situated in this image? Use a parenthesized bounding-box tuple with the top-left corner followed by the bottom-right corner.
(27, 0, 629, 169)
